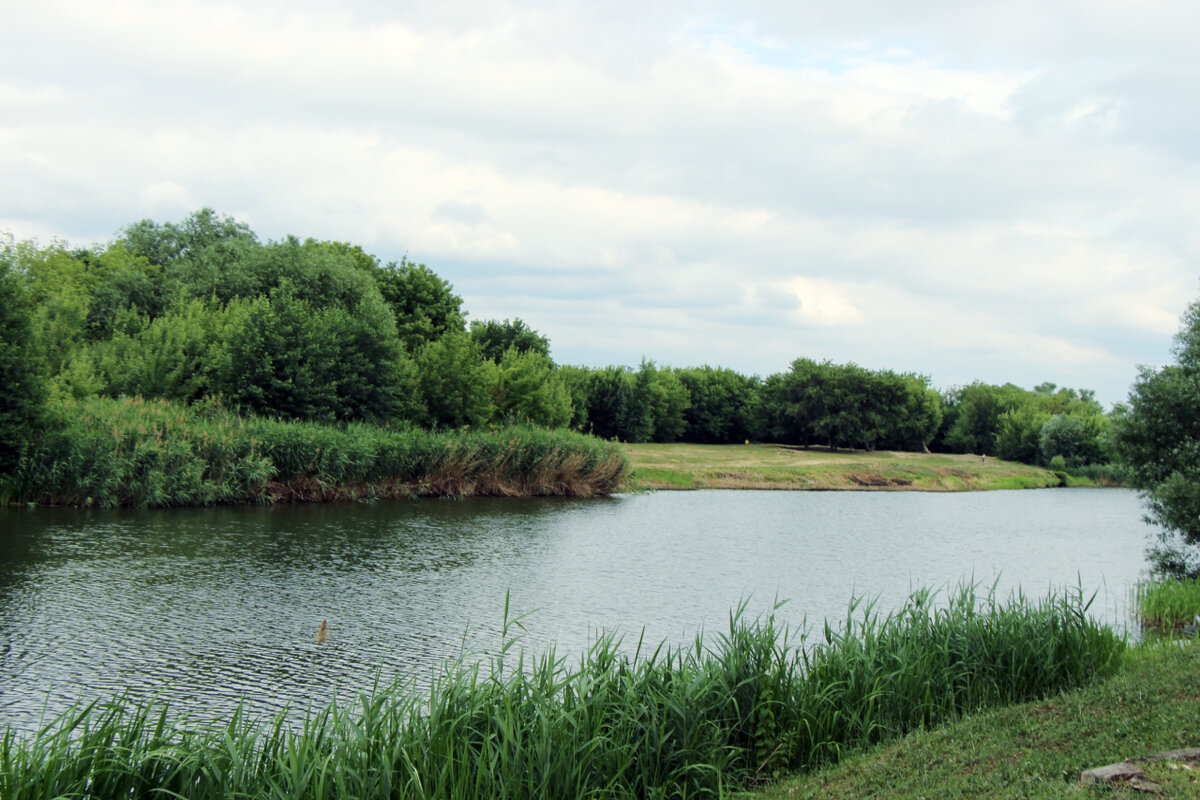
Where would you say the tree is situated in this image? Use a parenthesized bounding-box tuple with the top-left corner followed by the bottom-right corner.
(212, 283, 412, 423)
(413, 330, 496, 428)
(120, 207, 257, 267)
(1039, 413, 1105, 468)
(366, 259, 466, 352)
(0, 241, 47, 473)
(1117, 297, 1200, 576)
(631, 361, 689, 443)
(492, 348, 573, 428)
(676, 366, 757, 444)
(470, 318, 551, 363)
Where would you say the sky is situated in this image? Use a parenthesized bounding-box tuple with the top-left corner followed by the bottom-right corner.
(3, 0, 1199, 407)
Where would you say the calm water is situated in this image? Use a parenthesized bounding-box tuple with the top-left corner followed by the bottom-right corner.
(0, 489, 1156, 733)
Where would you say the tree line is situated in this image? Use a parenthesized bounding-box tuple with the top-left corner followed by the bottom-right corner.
(1, 209, 1117, 477)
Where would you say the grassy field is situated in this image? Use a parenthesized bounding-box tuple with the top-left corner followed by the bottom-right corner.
(739, 640, 1200, 800)
(623, 443, 1072, 492)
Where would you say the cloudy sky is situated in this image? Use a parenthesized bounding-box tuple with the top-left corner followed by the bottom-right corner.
(3, 0, 1198, 405)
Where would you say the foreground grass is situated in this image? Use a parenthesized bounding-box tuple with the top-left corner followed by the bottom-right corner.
(2, 396, 629, 508)
(624, 443, 1071, 492)
(0, 586, 1120, 799)
(743, 640, 1200, 800)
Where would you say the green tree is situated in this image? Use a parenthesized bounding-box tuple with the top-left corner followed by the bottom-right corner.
(1039, 413, 1105, 467)
(367, 259, 466, 352)
(676, 366, 757, 444)
(1116, 297, 1200, 576)
(580, 366, 637, 440)
(121, 207, 257, 268)
(414, 330, 495, 428)
(492, 348, 573, 428)
(92, 299, 222, 403)
(212, 283, 412, 423)
(470, 318, 551, 363)
(631, 361, 690, 443)
(0, 240, 47, 472)
(993, 404, 1050, 464)
(938, 382, 1029, 455)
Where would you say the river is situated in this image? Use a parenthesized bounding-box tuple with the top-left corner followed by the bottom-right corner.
(0, 488, 1156, 733)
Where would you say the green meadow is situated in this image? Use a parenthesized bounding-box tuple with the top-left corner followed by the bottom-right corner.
(623, 442, 1077, 492)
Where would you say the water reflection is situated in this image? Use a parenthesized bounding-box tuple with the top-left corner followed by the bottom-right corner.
(0, 490, 1154, 733)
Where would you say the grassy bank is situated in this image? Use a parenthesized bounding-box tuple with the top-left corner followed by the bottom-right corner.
(743, 640, 1200, 799)
(2, 396, 628, 508)
(624, 443, 1075, 492)
(0, 586, 1121, 800)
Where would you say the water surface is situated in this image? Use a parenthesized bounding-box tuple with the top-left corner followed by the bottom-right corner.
(0, 489, 1155, 733)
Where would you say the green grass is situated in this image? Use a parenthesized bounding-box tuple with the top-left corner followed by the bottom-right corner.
(0, 585, 1122, 799)
(1135, 577, 1200, 634)
(2, 395, 629, 508)
(623, 443, 1066, 492)
(742, 641, 1200, 800)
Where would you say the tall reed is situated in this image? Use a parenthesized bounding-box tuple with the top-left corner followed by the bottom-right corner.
(1134, 577, 1200, 634)
(0, 585, 1124, 799)
(2, 396, 629, 508)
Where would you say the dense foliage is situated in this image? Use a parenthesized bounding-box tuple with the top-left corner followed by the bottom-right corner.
(1, 209, 1122, 509)
(0, 239, 47, 472)
(1116, 298, 1200, 577)
(0, 586, 1122, 799)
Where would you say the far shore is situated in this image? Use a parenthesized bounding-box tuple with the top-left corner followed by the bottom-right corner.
(621, 442, 1085, 492)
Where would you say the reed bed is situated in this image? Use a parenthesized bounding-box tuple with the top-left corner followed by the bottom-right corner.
(0, 585, 1124, 799)
(2, 396, 629, 508)
(1135, 577, 1200, 634)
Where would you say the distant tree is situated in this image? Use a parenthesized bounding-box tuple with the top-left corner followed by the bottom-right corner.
(120, 207, 257, 267)
(676, 366, 757, 444)
(92, 298, 222, 403)
(212, 283, 412, 423)
(1038, 413, 1105, 468)
(0, 241, 47, 472)
(878, 372, 944, 452)
(938, 383, 1028, 455)
(582, 366, 637, 440)
(556, 365, 595, 431)
(470, 318, 551, 363)
(993, 404, 1050, 464)
(632, 361, 690, 443)
(366, 259, 466, 352)
(492, 348, 573, 428)
(413, 330, 495, 428)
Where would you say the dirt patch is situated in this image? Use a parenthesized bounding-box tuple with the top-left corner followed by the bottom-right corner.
(847, 473, 914, 488)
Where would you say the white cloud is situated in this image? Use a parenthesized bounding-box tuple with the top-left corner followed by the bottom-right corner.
(785, 278, 866, 327)
(1, 0, 1198, 405)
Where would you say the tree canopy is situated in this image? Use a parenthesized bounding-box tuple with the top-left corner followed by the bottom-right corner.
(1116, 297, 1200, 576)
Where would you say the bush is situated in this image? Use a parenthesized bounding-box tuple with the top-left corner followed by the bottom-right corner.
(0, 245, 47, 473)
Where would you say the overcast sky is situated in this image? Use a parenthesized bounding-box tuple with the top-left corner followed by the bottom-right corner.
(4, 0, 1198, 405)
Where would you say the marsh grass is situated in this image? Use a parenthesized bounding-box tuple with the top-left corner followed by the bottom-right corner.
(2, 396, 628, 508)
(1135, 577, 1200, 634)
(0, 585, 1123, 799)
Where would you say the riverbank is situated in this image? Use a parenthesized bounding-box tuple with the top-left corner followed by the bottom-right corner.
(623, 442, 1078, 491)
(743, 639, 1200, 799)
(1, 396, 628, 508)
